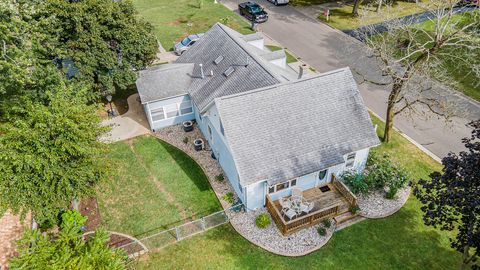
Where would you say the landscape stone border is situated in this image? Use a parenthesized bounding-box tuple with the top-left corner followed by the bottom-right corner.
(358, 187, 411, 219)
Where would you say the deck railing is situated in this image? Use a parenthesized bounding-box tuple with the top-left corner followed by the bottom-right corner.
(332, 174, 357, 207)
(266, 194, 340, 235)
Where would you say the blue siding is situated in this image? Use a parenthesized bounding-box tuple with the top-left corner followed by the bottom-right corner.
(193, 104, 244, 202)
(145, 95, 195, 131)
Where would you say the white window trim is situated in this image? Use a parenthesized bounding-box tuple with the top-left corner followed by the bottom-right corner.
(268, 178, 298, 194)
(150, 107, 166, 123)
(179, 101, 193, 115)
(345, 152, 356, 168)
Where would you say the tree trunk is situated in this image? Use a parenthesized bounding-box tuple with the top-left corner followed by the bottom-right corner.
(376, 0, 383, 12)
(352, 0, 363, 16)
(384, 92, 396, 143)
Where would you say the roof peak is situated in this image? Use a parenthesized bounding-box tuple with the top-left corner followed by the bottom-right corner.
(216, 67, 351, 102)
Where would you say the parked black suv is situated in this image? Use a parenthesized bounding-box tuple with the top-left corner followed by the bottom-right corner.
(239, 2, 268, 23)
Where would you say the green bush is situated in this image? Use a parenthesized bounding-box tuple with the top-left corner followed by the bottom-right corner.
(317, 227, 327, 236)
(342, 171, 369, 194)
(350, 205, 360, 214)
(183, 137, 189, 144)
(322, 219, 332, 229)
(366, 152, 409, 198)
(215, 173, 225, 182)
(255, 213, 271, 229)
(223, 192, 234, 204)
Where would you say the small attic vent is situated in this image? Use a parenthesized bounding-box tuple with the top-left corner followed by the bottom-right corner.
(223, 66, 235, 77)
(214, 55, 224, 65)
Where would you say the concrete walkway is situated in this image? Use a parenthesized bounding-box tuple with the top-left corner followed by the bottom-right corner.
(221, 0, 480, 158)
(101, 94, 151, 143)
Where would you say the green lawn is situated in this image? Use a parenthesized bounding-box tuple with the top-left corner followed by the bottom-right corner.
(132, 0, 252, 50)
(134, 115, 461, 269)
(318, 1, 429, 30)
(265, 45, 298, 64)
(417, 12, 480, 101)
(97, 135, 221, 237)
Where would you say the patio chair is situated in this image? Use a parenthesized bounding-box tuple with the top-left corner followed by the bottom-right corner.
(282, 208, 297, 220)
(291, 187, 302, 199)
(279, 197, 291, 211)
(301, 202, 315, 214)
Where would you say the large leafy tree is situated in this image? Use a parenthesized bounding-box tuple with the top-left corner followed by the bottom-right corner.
(0, 84, 109, 226)
(10, 210, 129, 269)
(414, 120, 480, 269)
(21, 0, 158, 96)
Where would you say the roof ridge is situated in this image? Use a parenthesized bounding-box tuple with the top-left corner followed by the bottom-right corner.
(215, 23, 283, 82)
(216, 67, 351, 101)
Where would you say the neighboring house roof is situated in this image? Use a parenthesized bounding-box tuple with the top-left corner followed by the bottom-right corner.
(175, 23, 294, 112)
(215, 67, 380, 186)
(136, 63, 194, 104)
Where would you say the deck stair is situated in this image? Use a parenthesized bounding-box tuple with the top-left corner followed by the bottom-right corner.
(334, 211, 358, 225)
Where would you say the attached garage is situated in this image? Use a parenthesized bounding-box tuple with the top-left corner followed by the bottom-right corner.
(136, 63, 196, 131)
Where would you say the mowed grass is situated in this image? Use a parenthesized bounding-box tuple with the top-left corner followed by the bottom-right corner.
(265, 45, 298, 64)
(417, 11, 480, 101)
(132, 0, 252, 50)
(134, 115, 461, 269)
(318, 1, 429, 30)
(97, 135, 221, 237)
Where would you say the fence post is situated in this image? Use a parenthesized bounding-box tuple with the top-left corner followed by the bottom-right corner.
(175, 226, 181, 240)
(201, 217, 206, 231)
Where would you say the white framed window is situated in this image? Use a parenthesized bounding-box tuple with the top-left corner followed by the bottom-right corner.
(179, 101, 193, 115)
(268, 179, 297, 194)
(164, 104, 179, 119)
(150, 107, 165, 122)
(346, 152, 356, 168)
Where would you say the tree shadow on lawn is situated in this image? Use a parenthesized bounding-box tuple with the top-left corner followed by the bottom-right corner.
(201, 200, 461, 269)
(159, 138, 214, 192)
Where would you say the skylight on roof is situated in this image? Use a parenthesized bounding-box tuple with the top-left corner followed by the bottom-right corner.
(223, 66, 235, 77)
(214, 55, 224, 65)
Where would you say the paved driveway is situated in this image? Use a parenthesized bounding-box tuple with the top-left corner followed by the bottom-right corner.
(221, 0, 480, 158)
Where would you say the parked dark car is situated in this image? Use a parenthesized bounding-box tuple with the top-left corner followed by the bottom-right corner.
(238, 2, 268, 23)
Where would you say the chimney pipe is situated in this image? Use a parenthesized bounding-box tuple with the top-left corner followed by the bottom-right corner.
(298, 64, 306, 79)
(199, 63, 205, 79)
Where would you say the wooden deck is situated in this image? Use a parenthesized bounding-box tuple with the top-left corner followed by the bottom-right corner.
(266, 176, 357, 235)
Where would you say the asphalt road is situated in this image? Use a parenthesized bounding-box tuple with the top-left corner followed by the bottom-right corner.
(222, 0, 480, 159)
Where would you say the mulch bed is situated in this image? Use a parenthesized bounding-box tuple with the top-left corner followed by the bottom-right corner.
(79, 197, 101, 231)
(80, 197, 146, 256)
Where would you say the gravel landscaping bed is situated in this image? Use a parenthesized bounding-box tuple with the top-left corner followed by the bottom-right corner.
(155, 123, 237, 208)
(230, 209, 335, 256)
(357, 187, 411, 219)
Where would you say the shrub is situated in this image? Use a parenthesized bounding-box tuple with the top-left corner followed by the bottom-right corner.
(366, 152, 409, 198)
(183, 137, 189, 144)
(349, 205, 360, 214)
(342, 171, 369, 195)
(322, 219, 332, 228)
(215, 173, 225, 182)
(255, 213, 271, 229)
(317, 227, 327, 236)
(223, 192, 234, 204)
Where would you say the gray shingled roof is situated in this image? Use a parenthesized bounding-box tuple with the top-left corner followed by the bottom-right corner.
(136, 63, 194, 104)
(215, 67, 380, 186)
(175, 23, 287, 112)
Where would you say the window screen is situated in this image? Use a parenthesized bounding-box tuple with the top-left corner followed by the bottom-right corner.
(151, 107, 165, 122)
(346, 152, 356, 168)
(180, 101, 193, 115)
(164, 104, 179, 118)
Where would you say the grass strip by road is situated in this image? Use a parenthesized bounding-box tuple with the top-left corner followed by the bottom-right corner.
(135, 115, 460, 269)
(265, 45, 298, 64)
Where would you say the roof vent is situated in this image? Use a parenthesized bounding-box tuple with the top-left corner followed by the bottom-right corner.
(223, 66, 235, 77)
(214, 55, 224, 65)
